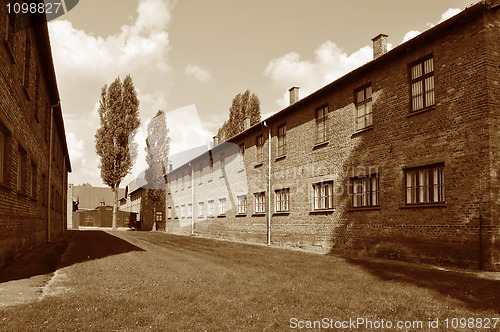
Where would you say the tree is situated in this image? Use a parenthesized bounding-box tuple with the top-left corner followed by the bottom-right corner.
(217, 89, 261, 141)
(95, 75, 140, 229)
(144, 110, 170, 230)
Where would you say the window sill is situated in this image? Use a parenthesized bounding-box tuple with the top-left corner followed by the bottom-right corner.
(313, 141, 329, 150)
(237, 168, 245, 173)
(348, 206, 381, 211)
(309, 209, 335, 215)
(198, 216, 204, 219)
(252, 213, 266, 217)
(219, 175, 225, 179)
(273, 211, 290, 216)
(275, 155, 286, 162)
(198, 182, 202, 186)
(217, 215, 226, 218)
(208, 180, 213, 183)
(207, 215, 214, 218)
(254, 163, 263, 168)
(407, 106, 435, 118)
(351, 126, 374, 138)
(235, 214, 247, 217)
(399, 203, 446, 209)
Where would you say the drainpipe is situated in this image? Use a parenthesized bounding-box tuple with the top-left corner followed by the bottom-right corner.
(47, 101, 59, 242)
(263, 121, 271, 246)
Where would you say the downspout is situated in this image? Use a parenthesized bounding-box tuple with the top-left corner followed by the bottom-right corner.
(263, 121, 271, 246)
(47, 101, 58, 242)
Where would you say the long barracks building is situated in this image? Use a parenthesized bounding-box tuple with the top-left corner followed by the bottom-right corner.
(0, 4, 71, 268)
(165, 1, 500, 270)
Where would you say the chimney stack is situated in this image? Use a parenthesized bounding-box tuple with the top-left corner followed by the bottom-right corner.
(371, 34, 388, 59)
(243, 117, 250, 131)
(289, 86, 299, 105)
(213, 135, 219, 146)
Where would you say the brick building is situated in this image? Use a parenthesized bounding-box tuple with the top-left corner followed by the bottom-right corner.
(164, 1, 500, 270)
(0, 6, 71, 268)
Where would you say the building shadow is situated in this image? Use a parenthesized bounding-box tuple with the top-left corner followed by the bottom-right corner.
(344, 256, 500, 313)
(0, 230, 144, 283)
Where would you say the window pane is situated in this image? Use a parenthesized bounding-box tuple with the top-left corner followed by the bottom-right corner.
(424, 58, 433, 74)
(425, 76, 435, 107)
(366, 86, 372, 99)
(356, 90, 364, 102)
(411, 64, 422, 79)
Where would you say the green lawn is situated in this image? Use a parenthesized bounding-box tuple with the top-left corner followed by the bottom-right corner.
(1, 230, 499, 331)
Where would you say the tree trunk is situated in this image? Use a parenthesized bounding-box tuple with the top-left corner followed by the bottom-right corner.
(112, 187, 118, 230)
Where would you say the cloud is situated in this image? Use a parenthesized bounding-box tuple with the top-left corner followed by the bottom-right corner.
(401, 8, 462, 44)
(401, 30, 422, 44)
(49, 0, 176, 186)
(264, 41, 372, 108)
(185, 64, 212, 82)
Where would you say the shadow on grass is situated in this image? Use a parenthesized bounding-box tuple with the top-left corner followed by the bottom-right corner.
(0, 230, 144, 284)
(345, 256, 500, 313)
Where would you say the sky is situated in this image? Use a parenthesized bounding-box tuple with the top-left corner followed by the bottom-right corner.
(47, 0, 475, 187)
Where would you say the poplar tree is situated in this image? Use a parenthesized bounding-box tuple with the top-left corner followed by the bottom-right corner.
(95, 75, 140, 229)
(144, 110, 170, 229)
(217, 89, 261, 141)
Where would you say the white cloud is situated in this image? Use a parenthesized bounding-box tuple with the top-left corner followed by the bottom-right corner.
(185, 64, 212, 83)
(401, 30, 422, 44)
(264, 41, 372, 108)
(428, 8, 462, 27)
(49, 0, 176, 186)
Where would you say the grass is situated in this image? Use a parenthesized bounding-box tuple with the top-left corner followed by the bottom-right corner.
(1, 230, 499, 331)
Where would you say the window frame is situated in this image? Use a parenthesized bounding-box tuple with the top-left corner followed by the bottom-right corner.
(208, 200, 215, 217)
(409, 54, 435, 112)
(404, 164, 445, 205)
(218, 198, 226, 216)
(198, 201, 204, 217)
(351, 174, 380, 208)
(155, 211, 163, 222)
(315, 106, 328, 144)
(237, 195, 247, 215)
(355, 84, 373, 131)
(256, 134, 264, 163)
(239, 143, 245, 169)
(312, 181, 334, 210)
(254, 192, 265, 214)
(274, 188, 290, 213)
(277, 123, 286, 157)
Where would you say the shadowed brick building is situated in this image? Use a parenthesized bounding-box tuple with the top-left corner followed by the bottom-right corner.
(165, 1, 500, 269)
(1, 5, 71, 268)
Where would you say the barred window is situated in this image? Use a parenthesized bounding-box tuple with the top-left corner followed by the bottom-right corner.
(155, 211, 163, 222)
(275, 188, 290, 212)
(277, 124, 286, 157)
(355, 85, 373, 131)
(352, 175, 379, 208)
(405, 164, 444, 204)
(198, 202, 204, 217)
(313, 181, 333, 210)
(237, 195, 247, 214)
(219, 198, 226, 215)
(254, 192, 265, 214)
(316, 106, 328, 144)
(410, 55, 435, 112)
(208, 200, 215, 216)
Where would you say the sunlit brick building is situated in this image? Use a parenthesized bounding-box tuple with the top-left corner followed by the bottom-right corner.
(165, 1, 500, 269)
(0, 5, 71, 268)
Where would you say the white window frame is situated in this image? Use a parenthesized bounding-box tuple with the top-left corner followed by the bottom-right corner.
(355, 85, 373, 131)
(352, 175, 379, 208)
(237, 195, 247, 214)
(218, 198, 226, 215)
(254, 192, 265, 214)
(313, 181, 333, 210)
(275, 188, 290, 212)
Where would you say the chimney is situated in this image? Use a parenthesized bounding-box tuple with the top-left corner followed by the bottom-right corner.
(213, 135, 219, 146)
(243, 117, 250, 131)
(168, 163, 173, 172)
(371, 34, 388, 59)
(289, 86, 299, 105)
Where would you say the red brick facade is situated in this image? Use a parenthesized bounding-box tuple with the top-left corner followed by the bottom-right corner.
(0, 7, 71, 268)
(165, 2, 500, 270)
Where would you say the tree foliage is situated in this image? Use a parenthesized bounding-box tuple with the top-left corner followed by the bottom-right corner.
(217, 89, 261, 141)
(144, 110, 170, 207)
(95, 74, 140, 228)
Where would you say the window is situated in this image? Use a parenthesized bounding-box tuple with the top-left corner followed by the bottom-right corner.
(155, 211, 163, 222)
(208, 200, 215, 217)
(355, 85, 373, 131)
(254, 192, 265, 214)
(405, 164, 444, 204)
(237, 195, 247, 214)
(316, 106, 328, 144)
(31, 162, 37, 199)
(218, 198, 226, 215)
(17, 147, 27, 193)
(167, 206, 172, 219)
(199, 162, 203, 184)
(187, 203, 192, 218)
(256, 135, 264, 162)
(239, 144, 245, 169)
(410, 55, 434, 112)
(275, 188, 290, 212)
(181, 204, 185, 218)
(198, 202, 204, 217)
(175, 205, 179, 218)
(313, 181, 333, 210)
(277, 124, 286, 157)
(352, 175, 379, 208)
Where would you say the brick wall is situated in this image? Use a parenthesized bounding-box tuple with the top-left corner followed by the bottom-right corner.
(0, 8, 69, 268)
(165, 4, 500, 270)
